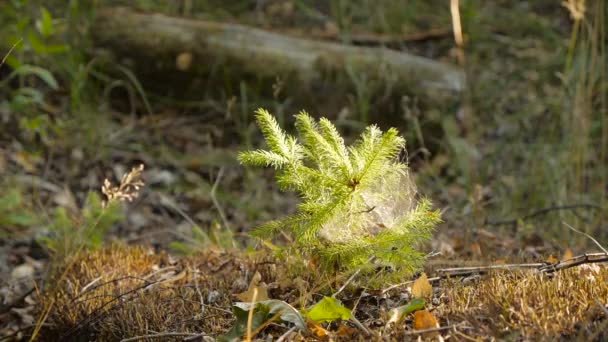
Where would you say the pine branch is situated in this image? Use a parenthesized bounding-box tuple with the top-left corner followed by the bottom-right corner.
(238, 150, 290, 168)
(254, 108, 301, 161)
(240, 109, 440, 277)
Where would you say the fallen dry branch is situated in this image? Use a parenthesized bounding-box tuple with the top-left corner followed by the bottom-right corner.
(404, 322, 472, 335)
(119, 332, 203, 342)
(92, 7, 464, 96)
(437, 252, 608, 278)
(384, 252, 608, 294)
(539, 252, 608, 273)
(486, 203, 602, 228)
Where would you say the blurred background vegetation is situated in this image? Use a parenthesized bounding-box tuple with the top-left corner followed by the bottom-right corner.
(0, 0, 606, 272)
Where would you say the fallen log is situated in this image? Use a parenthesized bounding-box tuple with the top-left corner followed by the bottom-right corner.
(92, 7, 464, 98)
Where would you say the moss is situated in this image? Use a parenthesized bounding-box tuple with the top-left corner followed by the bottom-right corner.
(36, 244, 324, 340)
(440, 267, 608, 340)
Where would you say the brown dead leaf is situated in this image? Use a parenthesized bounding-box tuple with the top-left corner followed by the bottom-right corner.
(235, 285, 269, 302)
(413, 309, 439, 331)
(235, 271, 269, 302)
(562, 248, 574, 261)
(470, 242, 482, 256)
(308, 320, 329, 339)
(411, 273, 433, 300)
(336, 324, 356, 337)
(546, 255, 558, 264)
(307, 255, 319, 272)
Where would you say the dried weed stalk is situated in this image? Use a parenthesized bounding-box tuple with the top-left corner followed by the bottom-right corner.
(101, 164, 145, 208)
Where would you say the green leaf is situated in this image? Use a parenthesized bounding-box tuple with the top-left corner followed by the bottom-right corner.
(168, 241, 193, 255)
(4, 55, 22, 69)
(305, 296, 352, 323)
(387, 298, 425, 325)
(6, 213, 38, 226)
(219, 304, 271, 342)
(27, 30, 67, 54)
(27, 31, 46, 54)
(38, 7, 54, 38)
(234, 299, 308, 333)
(5, 65, 58, 90)
(0, 189, 22, 210)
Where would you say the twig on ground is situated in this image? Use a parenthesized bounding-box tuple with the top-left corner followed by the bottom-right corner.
(405, 323, 471, 335)
(382, 252, 608, 291)
(382, 277, 442, 295)
(563, 221, 608, 254)
(191, 266, 205, 317)
(62, 279, 164, 339)
(183, 333, 211, 341)
(249, 311, 284, 340)
(486, 204, 602, 228)
(350, 316, 372, 336)
(454, 328, 480, 342)
(332, 256, 375, 297)
(596, 299, 608, 317)
(276, 326, 297, 342)
(210, 167, 235, 247)
(333, 268, 362, 298)
(120, 332, 201, 342)
(80, 276, 103, 294)
(437, 263, 545, 278)
(539, 253, 608, 273)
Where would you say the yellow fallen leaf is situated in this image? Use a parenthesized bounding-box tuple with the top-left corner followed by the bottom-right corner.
(546, 255, 558, 263)
(562, 248, 574, 261)
(411, 273, 433, 300)
(413, 310, 439, 337)
(307, 320, 329, 339)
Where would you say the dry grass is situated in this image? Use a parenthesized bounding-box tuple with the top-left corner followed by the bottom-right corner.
(440, 266, 608, 340)
(37, 245, 318, 341)
(35, 244, 608, 341)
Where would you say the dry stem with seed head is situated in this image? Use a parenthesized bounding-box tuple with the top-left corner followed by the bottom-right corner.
(102, 164, 145, 207)
(563, 0, 586, 21)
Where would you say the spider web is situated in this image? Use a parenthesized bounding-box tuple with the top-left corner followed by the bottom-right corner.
(318, 166, 418, 244)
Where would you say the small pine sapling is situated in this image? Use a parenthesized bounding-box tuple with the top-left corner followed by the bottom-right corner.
(239, 109, 441, 277)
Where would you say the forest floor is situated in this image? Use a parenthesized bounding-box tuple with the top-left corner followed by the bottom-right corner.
(1, 0, 607, 341)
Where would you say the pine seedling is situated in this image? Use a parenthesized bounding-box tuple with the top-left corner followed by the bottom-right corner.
(239, 109, 441, 277)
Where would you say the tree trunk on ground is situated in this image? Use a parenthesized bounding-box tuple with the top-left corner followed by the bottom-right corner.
(92, 7, 464, 100)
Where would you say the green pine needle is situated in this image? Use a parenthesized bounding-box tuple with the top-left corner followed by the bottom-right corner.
(239, 108, 441, 278)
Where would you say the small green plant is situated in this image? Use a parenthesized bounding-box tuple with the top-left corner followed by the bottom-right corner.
(40, 165, 144, 261)
(40, 191, 123, 260)
(0, 186, 40, 238)
(169, 221, 237, 255)
(239, 109, 441, 277)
